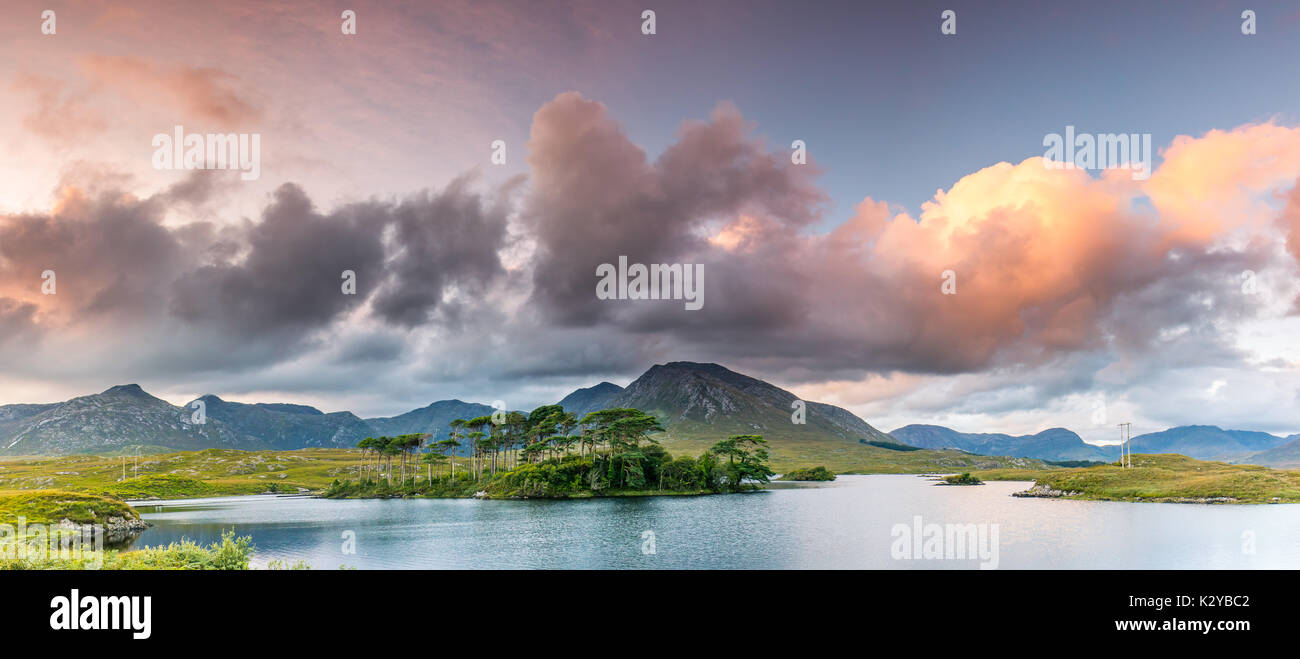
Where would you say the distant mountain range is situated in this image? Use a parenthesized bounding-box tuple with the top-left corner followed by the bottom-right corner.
(890, 423, 1300, 467)
(0, 385, 496, 457)
(0, 385, 265, 455)
(0, 362, 891, 457)
(890, 425, 1118, 463)
(2, 362, 1298, 469)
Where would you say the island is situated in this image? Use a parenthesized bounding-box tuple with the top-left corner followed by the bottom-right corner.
(778, 466, 836, 481)
(323, 408, 776, 499)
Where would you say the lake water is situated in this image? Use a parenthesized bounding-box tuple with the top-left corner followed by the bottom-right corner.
(128, 475, 1300, 569)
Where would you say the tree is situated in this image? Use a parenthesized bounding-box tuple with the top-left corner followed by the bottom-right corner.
(464, 416, 492, 478)
(422, 451, 446, 483)
(580, 408, 662, 456)
(708, 435, 775, 492)
(356, 437, 377, 483)
(446, 419, 466, 479)
(437, 437, 461, 481)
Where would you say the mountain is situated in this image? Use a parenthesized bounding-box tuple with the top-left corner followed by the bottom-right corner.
(1247, 434, 1300, 468)
(890, 424, 1118, 462)
(0, 385, 266, 456)
(190, 395, 374, 450)
(556, 382, 624, 418)
(559, 362, 893, 450)
(1128, 425, 1289, 460)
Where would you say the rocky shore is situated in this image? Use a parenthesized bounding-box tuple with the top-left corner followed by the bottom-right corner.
(1012, 483, 1080, 498)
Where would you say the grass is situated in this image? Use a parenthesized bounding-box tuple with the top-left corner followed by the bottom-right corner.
(0, 448, 374, 498)
(974, 454, 1300, 503)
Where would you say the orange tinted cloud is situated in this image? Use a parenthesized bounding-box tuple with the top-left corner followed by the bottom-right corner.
(79, 55, 261, 126)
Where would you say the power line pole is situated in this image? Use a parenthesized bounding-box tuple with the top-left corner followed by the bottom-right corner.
(1117, 423, 1132, 468)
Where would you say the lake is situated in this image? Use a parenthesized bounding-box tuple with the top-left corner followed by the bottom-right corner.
(127, 475, 1300, 569)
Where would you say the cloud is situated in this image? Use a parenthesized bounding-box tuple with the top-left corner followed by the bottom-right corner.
(169, 182, 386, 336)
(517, 99, 1300, 402)
(0, 169, 517, 386)
(79, 55, 262, 125)
(370, 173, 517, 327)
(4, 95, 1300, 433)
(524, 92, 826, 326)
(11, 74, 107, 147)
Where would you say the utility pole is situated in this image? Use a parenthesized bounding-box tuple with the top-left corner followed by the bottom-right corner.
(1117, 423, 1132, 468)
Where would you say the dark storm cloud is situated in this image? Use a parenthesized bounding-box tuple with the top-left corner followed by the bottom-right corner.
(169, 183, 387, 336)
(0, 171, 516, 372)
(371, 174, 516, 327)
(523, 92, 826, 325)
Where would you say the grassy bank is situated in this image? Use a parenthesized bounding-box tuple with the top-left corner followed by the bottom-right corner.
(975, 454, 1300, 503)
(0, 488, 139, 525)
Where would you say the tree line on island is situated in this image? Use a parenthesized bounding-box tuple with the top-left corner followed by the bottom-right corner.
(326, 405, 775, 498)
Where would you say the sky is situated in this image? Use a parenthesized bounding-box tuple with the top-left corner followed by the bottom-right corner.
(2, 0, 1300, 444)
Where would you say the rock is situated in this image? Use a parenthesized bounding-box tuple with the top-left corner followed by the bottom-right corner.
(58, 515, 148, 544)
(1013, 483, 1078, 498)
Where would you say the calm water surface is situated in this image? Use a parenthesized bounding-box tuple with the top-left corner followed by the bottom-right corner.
(128, 475, 1300, 569)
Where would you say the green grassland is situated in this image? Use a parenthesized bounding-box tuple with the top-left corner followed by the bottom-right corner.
(0, 443, 1047, 501)
(0, 448, 371, 499)
(974, 454, 1300, 503)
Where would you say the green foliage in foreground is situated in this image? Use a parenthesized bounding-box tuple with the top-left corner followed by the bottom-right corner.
(0, 529, 276, 570)
(975, 454, 1300, 503)
(779, 466, 836, 481)
(942, 472, 983, 485)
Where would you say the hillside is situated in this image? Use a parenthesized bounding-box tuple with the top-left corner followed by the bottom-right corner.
(191, 395, 374, 450)
(556, 382, 624, 418)
(891, 424, 1117, 462)
(1246, 434, 1300, 469)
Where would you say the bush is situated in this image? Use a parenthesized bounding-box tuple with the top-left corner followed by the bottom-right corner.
(780, 466, 836, 481)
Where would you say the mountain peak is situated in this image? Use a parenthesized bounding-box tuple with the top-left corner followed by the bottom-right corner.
(102, 384, 149, 397)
